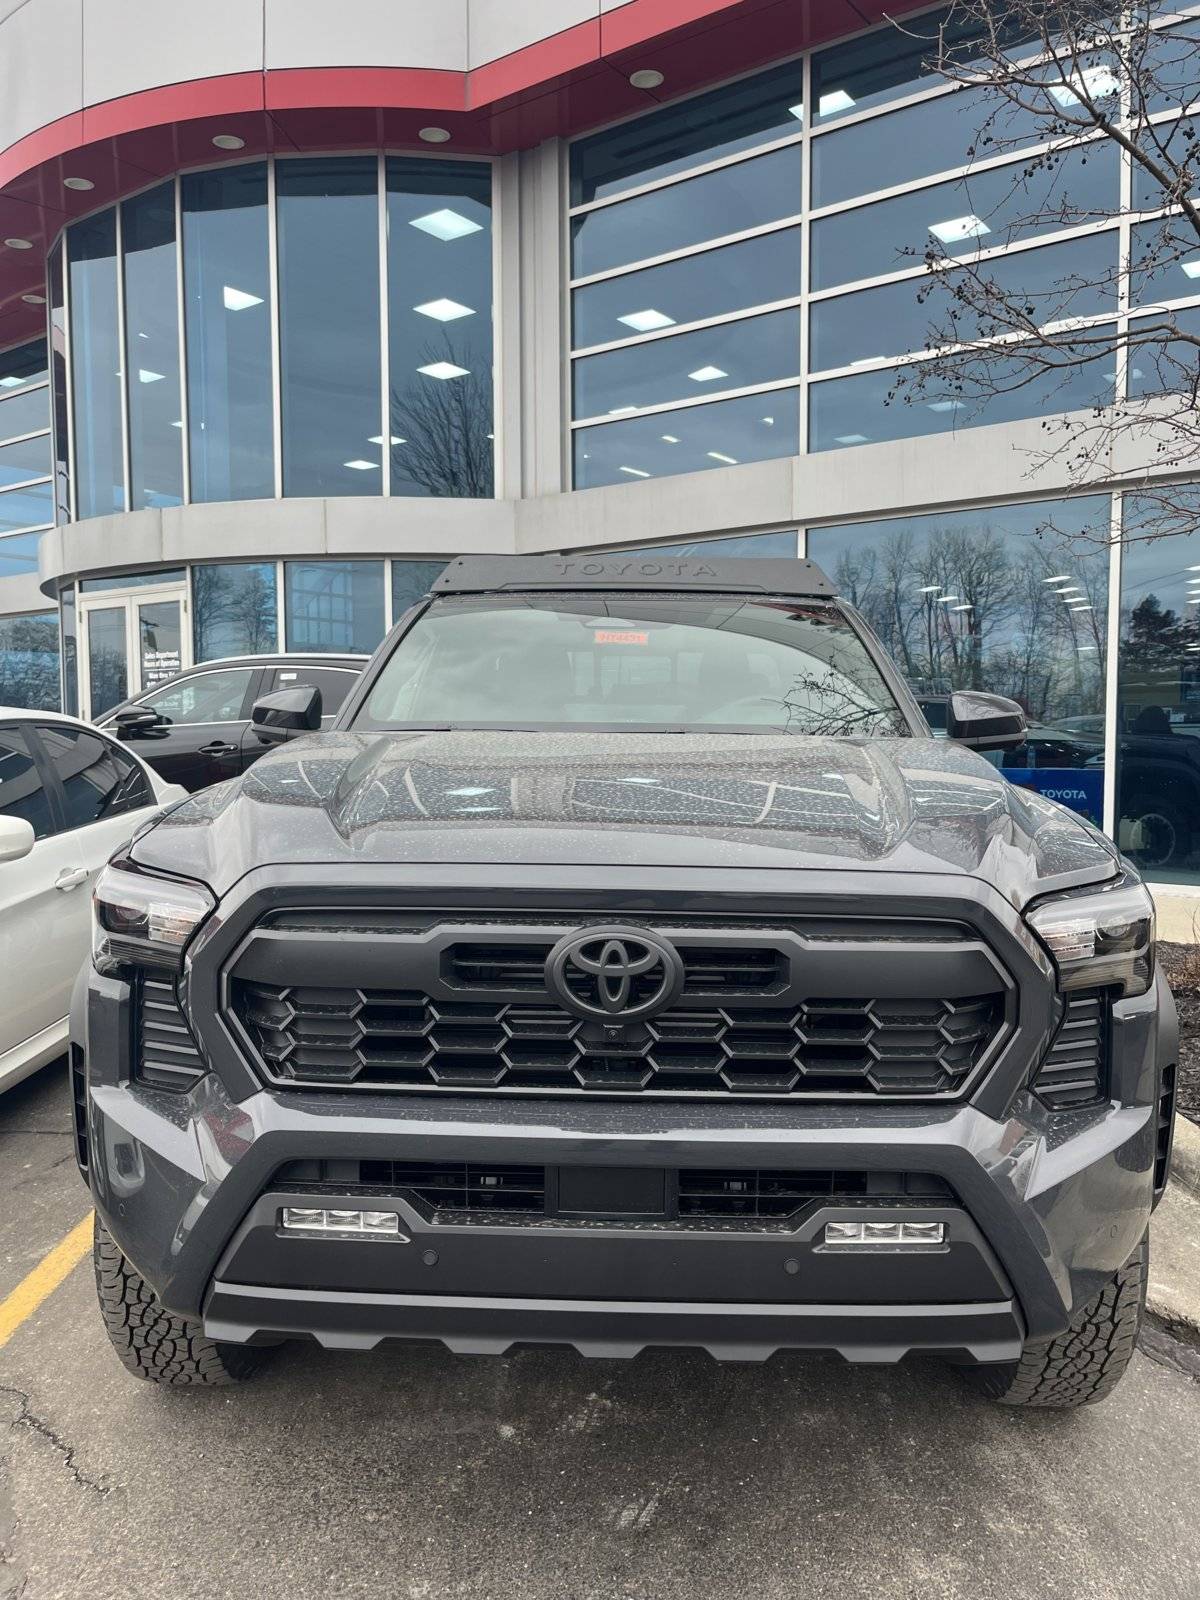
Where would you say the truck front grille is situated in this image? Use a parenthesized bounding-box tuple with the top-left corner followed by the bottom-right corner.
(1031, 991, 1108, 1109)
(136, 976, 207, 1090)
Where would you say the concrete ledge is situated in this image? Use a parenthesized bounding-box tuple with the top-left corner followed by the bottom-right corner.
(1152, 887, 1200, 945)
(1171, 1114, 1200, 1197)
(1149, 1180, 1200, 1341)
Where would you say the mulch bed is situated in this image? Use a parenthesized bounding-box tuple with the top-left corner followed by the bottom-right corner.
(1160, 943, 1200, 1124)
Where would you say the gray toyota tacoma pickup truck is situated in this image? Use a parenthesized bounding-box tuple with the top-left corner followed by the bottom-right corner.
(75, 556, 1177, 1406)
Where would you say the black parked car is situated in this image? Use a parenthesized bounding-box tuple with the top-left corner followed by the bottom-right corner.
(100, 654, 367, 792)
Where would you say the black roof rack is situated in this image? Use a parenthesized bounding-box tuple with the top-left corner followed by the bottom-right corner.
(431, 554, 837, 598)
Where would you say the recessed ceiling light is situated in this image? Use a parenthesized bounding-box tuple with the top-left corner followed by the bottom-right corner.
(419, 126, 452, 143)
(661, 434, 680, 443)
(818, 89, 857, 115)
(629, 69, 664, 90)
(418, 360, 470, 380)
(409, 208, 482, 242)
(0, 376, 24, 388)
(762, 416, 774, 425)
(413, 297, 475, 321)
(1182, 260, 1200, 279)
(618, 308, 676, 333)
(63, 176, 94, 191)
(3, 238, 32, 251)
(1049, 64, 1119, 107)
(20, 293, 45, 305)
(835, 432, 868, 444)
(343, 459, 379, 470)
(137, 368, 165, 384)
(929, 214, 991, 244)
(222, 285, 263, 311)
(688, 365, 728, 382)
(618, 465, 651, 477)
(368, 435, 407, 446)
(707, 451, 738, 464)
(212, 133, 246, 150)
(927, 399, 965, 413)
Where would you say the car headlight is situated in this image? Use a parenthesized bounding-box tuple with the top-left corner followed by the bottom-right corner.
(92, 862, 215, 975)
(1026, 875, 1155, 998)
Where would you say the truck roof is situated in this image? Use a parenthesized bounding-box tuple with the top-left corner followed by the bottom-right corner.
(431, 554, 837, 599)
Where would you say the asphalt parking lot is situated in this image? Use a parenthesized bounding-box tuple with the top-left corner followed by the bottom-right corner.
(2, 1063, 1199, 1600)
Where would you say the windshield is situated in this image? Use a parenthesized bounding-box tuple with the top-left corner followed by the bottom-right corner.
(354, 594, 912, 737)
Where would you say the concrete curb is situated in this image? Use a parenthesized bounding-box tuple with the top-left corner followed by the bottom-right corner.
(1170, 1113, 1200, 1197)
(1148, 1179, 1200, 1343)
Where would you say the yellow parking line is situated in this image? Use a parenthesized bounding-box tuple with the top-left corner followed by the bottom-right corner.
(0, 1212, 94, 1351)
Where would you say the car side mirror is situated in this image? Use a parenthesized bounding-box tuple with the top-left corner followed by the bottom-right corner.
(0, 815, 35, 863)
(251, 685, 323, 744)
(946, 690, 1028, 751)
(113, 707, 168, 740)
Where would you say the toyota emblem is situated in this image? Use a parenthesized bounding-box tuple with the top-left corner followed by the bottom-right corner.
(545, 926, 685, 1022)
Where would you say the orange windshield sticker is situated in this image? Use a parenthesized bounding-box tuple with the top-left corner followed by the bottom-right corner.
(594, 630, 649, 645)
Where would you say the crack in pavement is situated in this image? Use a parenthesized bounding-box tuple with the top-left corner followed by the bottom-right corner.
(0, 1384, 111, 1498)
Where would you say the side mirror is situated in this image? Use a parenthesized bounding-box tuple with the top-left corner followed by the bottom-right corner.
(113, 707, 168, 740)
(0, 815, 36, 864)
(251, 685, 323, 745)
(946, 690, 1027, 751)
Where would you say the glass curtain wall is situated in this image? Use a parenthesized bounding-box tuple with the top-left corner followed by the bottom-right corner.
(0, 339, 53, 581)
(568, 3, 1188, 484)
(122, 182, 183, 509)
(0, 611, 60, 710)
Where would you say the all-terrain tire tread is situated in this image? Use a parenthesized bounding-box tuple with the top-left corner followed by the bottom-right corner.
(970, 1234, 1148, 1409)
(93, 1217, 261, 1386)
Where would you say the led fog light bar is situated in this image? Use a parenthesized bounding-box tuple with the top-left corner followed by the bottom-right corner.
(281, 1207, 406, 1239)
(824, 1221, 945, 1247)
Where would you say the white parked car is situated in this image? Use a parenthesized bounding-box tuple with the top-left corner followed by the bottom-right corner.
(0, 708, 187, 1093)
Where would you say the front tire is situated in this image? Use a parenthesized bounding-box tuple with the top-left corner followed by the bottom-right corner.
(966, 1234, 1147, 1409)
(93, 1216, 263, 1387)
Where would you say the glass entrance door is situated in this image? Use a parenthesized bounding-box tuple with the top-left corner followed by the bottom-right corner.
(80, 583, 189, 719)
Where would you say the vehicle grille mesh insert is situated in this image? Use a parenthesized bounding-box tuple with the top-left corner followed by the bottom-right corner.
(232, 977, 1001, 1097)
(1031, 991, 1108, 1109)
(136, 976, 207, 1090)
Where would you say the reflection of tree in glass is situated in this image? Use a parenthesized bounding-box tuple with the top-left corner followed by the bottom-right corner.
(0, 617, 59, 710)
(779, 665, 910, 738)
(390, 336, 493, 498)
(193, 566, 276, 660)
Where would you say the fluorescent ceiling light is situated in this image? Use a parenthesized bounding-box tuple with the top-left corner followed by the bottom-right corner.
(417, 361, 470, 380)
(835, 432, 868, 444)
(368, 435, 406, 445)
(222, 285, 263, 311)
(937, 594, 959, 603)
(1182, 260, 1200, 279)
(618, 308, 676, 333)
(788, 103, 805, 121)
(0, 376, 23, 389)
(707, 451, 738, 464)
(951, 603, 974, 611)
(170, 420, 183, 428)
(1049, 64, 1120, 107)
(137, 369, 165, 384)
(343, 459, 379, 470)
(818, 89, 857, 115)
(1188, 565, 1200, 571)
(609, 405, 639, 415)
(918, 584, 941, 593)
(414, 298, 474, 321)
(762, 415, 774, 425)
(619, 465, 651, 478)
(688, 365, 728, 382)
(927, 399, 964, 413)
(661, 434, 680, 443)
(1044, 574, 1073, 583)
(409, 208, 482, 242)
(929, 214, 991, 244)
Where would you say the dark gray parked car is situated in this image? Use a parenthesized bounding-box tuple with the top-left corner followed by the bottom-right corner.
(75, 556, 1175, 1407)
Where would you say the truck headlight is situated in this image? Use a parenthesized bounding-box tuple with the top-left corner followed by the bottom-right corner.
(1026, 875, 1155, 998)
(92, 862, 215, 975)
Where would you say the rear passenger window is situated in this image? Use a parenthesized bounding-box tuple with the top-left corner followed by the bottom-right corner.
(0, 725, 54, 840)
(269, 666, 357, 716)
(35, 724, 155, 829)
(138, 667, 255, 725)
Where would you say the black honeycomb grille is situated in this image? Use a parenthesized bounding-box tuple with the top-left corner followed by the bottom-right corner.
(232, 979, 1001, 1097)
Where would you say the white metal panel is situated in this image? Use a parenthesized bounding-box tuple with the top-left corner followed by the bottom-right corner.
(264, 0, 468, 72)
(81, 0, 264, 108)
(469, 0, 597, 69)
(0, 0, 83, 158)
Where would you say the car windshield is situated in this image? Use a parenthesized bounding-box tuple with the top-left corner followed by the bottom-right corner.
(354, 594, 912, 737)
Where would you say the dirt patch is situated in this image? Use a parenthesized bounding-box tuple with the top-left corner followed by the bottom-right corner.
(1159, 942, 1200, 1124)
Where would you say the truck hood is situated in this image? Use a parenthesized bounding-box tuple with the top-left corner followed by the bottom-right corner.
(132, 729, 1119, 908)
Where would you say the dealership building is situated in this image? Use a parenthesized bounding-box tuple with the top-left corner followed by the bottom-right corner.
(0, 0, 1197, 883)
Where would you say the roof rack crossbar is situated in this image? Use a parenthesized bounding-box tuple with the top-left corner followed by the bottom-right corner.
(431, 555, 836, 598)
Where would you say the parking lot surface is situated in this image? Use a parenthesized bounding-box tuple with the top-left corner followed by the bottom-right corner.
(2, 1063, 1199, 1600)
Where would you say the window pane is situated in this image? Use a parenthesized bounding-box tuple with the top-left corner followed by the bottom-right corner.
(0, 725, 52, 835)
(60, 584, 78, 716)
(0, 482, 53, 533)
(0, 387, 50, 442)
(49, 247, 69, 522)
(123, 182, 182, 509)
(0, 614, 60, 713)
(268, 663, 358, 713)
(192, 561, 278, 660)
(1128, 304, 1200, 399)
(278, 158, 382, 498)
(0, 533, 44, 579)
(808, 496, 1109, 826)
(386, 159, 494, 498)
(808, 338, 1115, 450)
(573, 228, 802, 349)
(1116, 496, 1200, 880)
(574, 387, 798, 488)
(285, 560, 385, 654)
(69, 208, 125, 518)
(86, 605, 128, 715)
(811, 143, 1118, 290)
(571, 61, 804, 205)
(1130, 215, 1200, 306)
(1144, 24, 1200, 115)
(37, 723, 153, 827)
(392, 559, 448, 617)
(80, 568, 185, 592)
(182, 163, 274, 503)
(141, 667, 254, 723)
(0, 433, 51, 487)
(572, 144, 803, 278)
(812, 86, 1049, 208)
(574, 307, 801, 419)
(0, 339, 47, 391)
(616, 531, 799, 558)
(811, 233, 1118, 371)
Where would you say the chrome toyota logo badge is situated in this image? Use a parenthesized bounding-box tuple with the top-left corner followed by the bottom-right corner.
(545, 926, 685, 1022)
